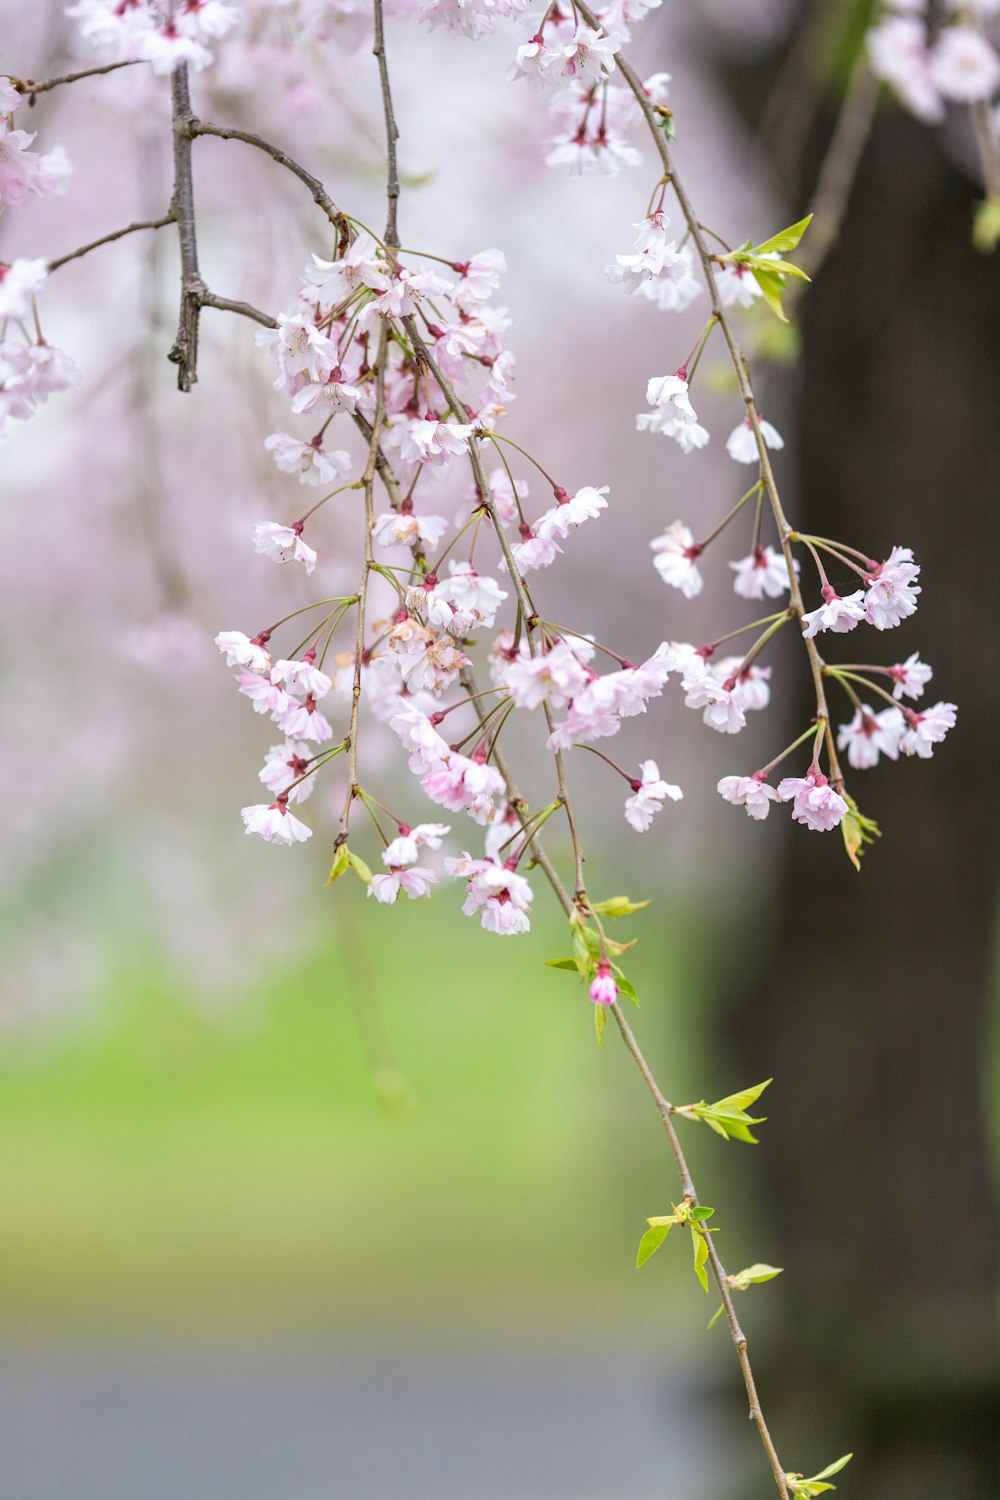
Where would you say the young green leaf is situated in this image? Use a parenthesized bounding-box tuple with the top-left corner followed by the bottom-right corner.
(786, 1453, 853, 1496)
(636, 1222, 671, 1267)
(544, 957, 580, 972)
(752, 214, 813, 256)
(708, 1264, 783, 1330)
(345, 848, 373, 885)
(595, 1003, 606, 1048)
(751, 267, 790, 323)
(840, 794, 881, 871)
(691, 1223, 710, 1292)
(732, 1262, 783, 1287)
(613, 973, 640, 1007)
(684, 1080, 772, 1143)
(589, 895, 651, 918)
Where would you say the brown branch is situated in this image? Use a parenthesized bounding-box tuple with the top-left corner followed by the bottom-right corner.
(199, 292, 277, 328)
(186, 118, 348, 240)
(167, 65, 204, 392)
(373, 0, 401, 248)
(47, 213, 176, 272)
(11, 59, 139, 100)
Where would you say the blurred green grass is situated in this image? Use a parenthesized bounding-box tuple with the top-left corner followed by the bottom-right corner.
(0, 888, 718, 1344)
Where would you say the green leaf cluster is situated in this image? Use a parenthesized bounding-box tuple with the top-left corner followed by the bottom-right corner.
(840, 793, 880, 871)
(719, 215, 812, 322)
(786, 1454, 853, 1496)
(636, 1201, 716, 1291)
(544, 901, 647, 1045)
(677, 1079, 771, 1143)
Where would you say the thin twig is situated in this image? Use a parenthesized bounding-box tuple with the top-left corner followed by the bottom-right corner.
(11, 59, 139, 99)
(199, 292, 278, 328)
(47, 213, 176, 273)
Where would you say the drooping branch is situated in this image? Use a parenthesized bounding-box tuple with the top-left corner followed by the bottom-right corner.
(578, 0, 843, 791)
(48, 213, 176, 272)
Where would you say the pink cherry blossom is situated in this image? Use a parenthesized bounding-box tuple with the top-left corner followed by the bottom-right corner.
(891, 651, 933, 699)
(589, 961, 618, 1005)
(382, 823, 451, 867)
(864, 546, 921, 630)
(398, 415, 475, 466)
(270, 650, 333, 699)
(259, 741, 315, 804)
(431, 562, 508, 632)
(929, 25, 1000, 101)
(717, 774, 779, 820)
(216, 631, 271, 674)
(279, 693, 334, 742)
(264, 432, 352, 487)
(682, 668, 747, 734)
(651, 521, 703, 598)
(372, 508, 449, 549)
(716, 263, 763, 308)
(509, 527, 563, 572)
(251, 522, 317, 574)
(725, 417, 784, 465)
(446, 854, 534, 934)
(241, 795, 313, 845)
(776, 772, 849, 832)
(624, 759, 682, 831)
(535, 484, 609, 541)
(238, 670, 289, 719)
(730, 545, 796, 600)
(801, 587, 867, 637)
(867, 15, 945, 122)
(836, 706, 905, 769)
(422, 751, 505, 821)
(899, 701, 957, 758)
(369, 867, 438, 903)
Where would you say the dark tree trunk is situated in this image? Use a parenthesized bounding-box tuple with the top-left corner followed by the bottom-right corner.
(723, 94, 1000, 1499)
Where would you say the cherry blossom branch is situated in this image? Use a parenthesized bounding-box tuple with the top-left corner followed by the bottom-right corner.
(47, 213, 177, 273)
(338, 0, 401, 849)
(577, 0, 843, 789)
(610, 1003, 789, 1497)
(401, 321, 589, 895)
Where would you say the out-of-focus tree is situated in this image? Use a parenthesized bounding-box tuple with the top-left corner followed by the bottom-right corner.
(703, 5, 1000, 1493)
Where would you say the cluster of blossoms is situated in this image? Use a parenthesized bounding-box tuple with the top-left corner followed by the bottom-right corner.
(67, 0, 241, 74)
(868, 0, 1000, 123)
(0, 79, 79, 439)
(32, 0, 956, 943)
